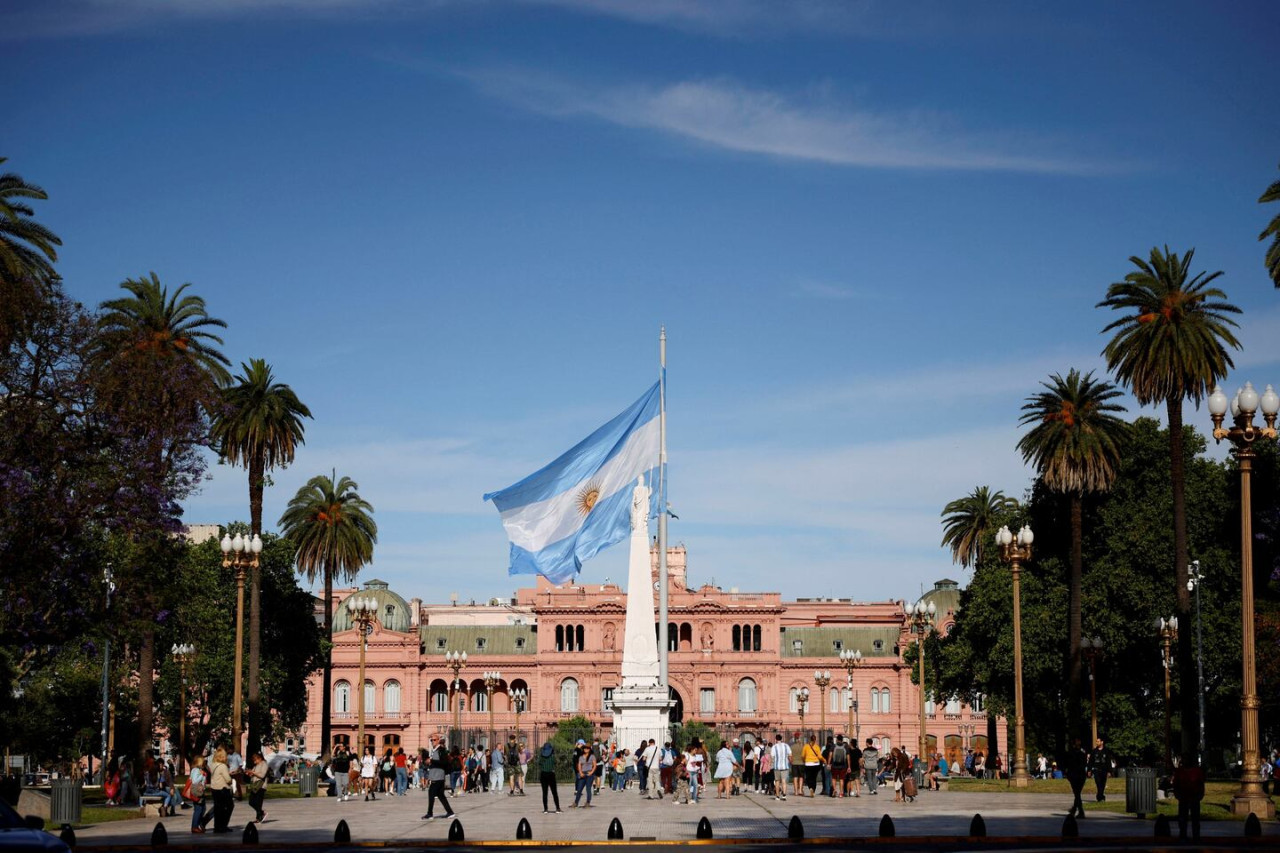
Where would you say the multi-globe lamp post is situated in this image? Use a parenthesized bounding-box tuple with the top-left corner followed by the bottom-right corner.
(996, 523, 1034, 788)
(170, 643, 196, 774)
(511, 687, 528, 743)
(812, 670, 831, 739)
(445, 650, 468, 750)
(839, 648, 863, 743)
(1080, 635, 1104, 745)
(346, 595, 379, 753)
(483, 671, 502, 748)
(796, 686, 810, 738)
(219, 531, 262, 751)
(907, 599, 937, 761)
(1207, 380, 1278, 818)
(1157, 615, 1179, 772)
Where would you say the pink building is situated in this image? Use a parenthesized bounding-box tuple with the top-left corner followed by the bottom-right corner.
(302, 546, 993, 769)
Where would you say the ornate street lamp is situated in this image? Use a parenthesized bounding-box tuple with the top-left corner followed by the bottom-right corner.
(907, 600, 937, 760)
(511, 687, 528, 743)
(1080, 636, 1104, 746)
(1209, 381, 1278, 819)
(839, 648, 863, 743)
(484, 671, 502, 748)
(997, 523, 1034, 788)
(346, 595, 378, 753)
(170, 644, 196, 775)
(1187, 560, 1207, 762)
(812, 671, 831, 740)
(1158, 616, 1179, 772)
(796, 686, 810, 738)
(220, 532, 262, 751)
(445, 650, 468, 750)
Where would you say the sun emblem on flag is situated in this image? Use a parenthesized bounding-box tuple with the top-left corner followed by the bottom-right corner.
(576, 482, 601, 516)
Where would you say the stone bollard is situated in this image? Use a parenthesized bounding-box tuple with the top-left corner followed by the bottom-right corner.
(787, 816, 803, 841)
(696, 816, 713, 839)
(878, 814, 895, 838)
(448, 818, 465, 841)
(1244, 813, 1261, 838)
(1061, 813, 1079, 838)
(516, 817, 532, 840)
(607, 817, 624, 840)
(1153, 814, 1171, 837)
(150, 821, 167, 846)
(968, 814, 986, 837)
(243, 821, 259, 844)
(334, 819, 351, 843)
(60, 824, 76, 848)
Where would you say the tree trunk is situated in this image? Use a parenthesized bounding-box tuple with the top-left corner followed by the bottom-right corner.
(247, 455, 264, 757)
(1167, 397, 1196, 765)
(137, 625, 155, 768)
(321, 568, 333, 755)
(1068, 492, 1083, 742)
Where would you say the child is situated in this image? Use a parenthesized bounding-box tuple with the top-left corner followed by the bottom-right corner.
(672, 753, 689, 805)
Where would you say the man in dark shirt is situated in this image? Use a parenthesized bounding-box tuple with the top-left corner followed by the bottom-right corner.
(1088, 738, 1113, 802)
(331, 745, 352, 802)
(1064, 739, 1088, 819)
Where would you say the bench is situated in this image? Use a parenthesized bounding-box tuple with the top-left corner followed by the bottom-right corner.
(936, 776, 950, 792)
(138, 794, 168, 817)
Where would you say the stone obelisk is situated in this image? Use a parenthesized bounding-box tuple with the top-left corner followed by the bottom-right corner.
(609, 477, 672, 752)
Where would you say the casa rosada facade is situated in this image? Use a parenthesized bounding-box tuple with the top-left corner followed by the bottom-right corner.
(302, 545, 995, 768)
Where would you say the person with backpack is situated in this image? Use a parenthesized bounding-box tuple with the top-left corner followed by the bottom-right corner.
(538, 740, 561, 814)
(419, 735, 455, 821)
(505, 737, 522, 796)
(830, 736, 850, 797)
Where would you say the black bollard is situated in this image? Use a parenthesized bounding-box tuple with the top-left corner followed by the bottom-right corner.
(696, 817, 713, 839)
(878, 814, 895, 838)
(60, 824, 76, 848)
(334, 819, 351, 843)
(448, 818, 465, 841)
(517, 817, 532, 840)
(243, 821, 259, 844)
(787, 816, 804, 841)
(1153, 814, 1171, 838)
(968, 814, 986, 837)
(607, 817, 624, 840)
(1244, 813, 1261, 837)
(1062, 813, 1079, 838)
(150, 821, 168, 846)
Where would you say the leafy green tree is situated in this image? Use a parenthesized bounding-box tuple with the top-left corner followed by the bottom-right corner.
(94, 272, 229, 766)
(1017, 369, 1128, 739)
(941, 486, 1019, 569)
(211, 359, 313, 756)
(672, 721, 721, 756)
(279, 472, 377, 755)
(1261, 162, 1280, 289)
(1098, 247, 1240, 763)
(548, 715, 596, 780)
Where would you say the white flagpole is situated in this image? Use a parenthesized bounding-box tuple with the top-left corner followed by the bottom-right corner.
(658, 327, 669, 688)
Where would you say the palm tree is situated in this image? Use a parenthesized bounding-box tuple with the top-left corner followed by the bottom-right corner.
(1261, 162, 1280, 288)
(95, 273, 228, 767)
(0, 158, 61, 287)
(1097, 246, 1240, 762)
(1017, 369, 1128, 739)
(278, 472, 377, 754)
(211, 359, 313, 756)
(940, 486, 1019, 569)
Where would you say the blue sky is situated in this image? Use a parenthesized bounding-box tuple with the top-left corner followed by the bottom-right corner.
(7, 0, 1280, 605)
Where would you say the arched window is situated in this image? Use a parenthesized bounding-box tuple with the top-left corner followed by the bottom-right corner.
(870, 688, 880, 714)
(667, 622, 678, 652)
(364, 681, 375, 714)
(829, 687, 841, 713)
(971, 694, 985, 714)
(752, 624, 762, 651)
(881, 688, 891, 713)
(384, 680, 401, 715)
(334, 680, 351, 714)
(789, 687, 799, 713)
(556, 625, 565, 652)
(732, 625, 742, 651)
(430, 679, 448, 713)
(878, 736, 891, 752)
(561, 678, 579, 712)
(738, 678, 757, 713)
(945, 697, 961, 715)
(473, 690, 487, 712)
(575, 625, 584, 652)
(925, 697, 936, 715)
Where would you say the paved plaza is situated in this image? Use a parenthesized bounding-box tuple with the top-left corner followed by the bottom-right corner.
(67, 785, 1278, 848)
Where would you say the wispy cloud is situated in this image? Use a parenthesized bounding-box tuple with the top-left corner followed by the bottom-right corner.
(793, 279, 860, 301)
(516, 0, 884, 39)
(459, 68, 1109, 174)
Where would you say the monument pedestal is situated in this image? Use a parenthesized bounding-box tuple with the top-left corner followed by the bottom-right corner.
(610, 685, 672, 752)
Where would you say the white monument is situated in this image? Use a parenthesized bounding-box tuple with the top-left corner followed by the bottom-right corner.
(609, 477, 673, 752)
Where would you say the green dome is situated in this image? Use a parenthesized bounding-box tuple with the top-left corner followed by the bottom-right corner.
(333, 579, 413, 633)
(918, 578, 962, 630)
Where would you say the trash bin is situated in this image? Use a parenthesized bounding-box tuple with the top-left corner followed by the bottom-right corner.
(1125, 766, 1156, 817)
(50, 779, 82, 826)
(298, 765, 319, 798)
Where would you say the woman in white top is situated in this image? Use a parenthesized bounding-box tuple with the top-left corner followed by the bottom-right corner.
(713, 745, 737, 798)
(360, 747, 378, 800)
(685, 741, 706, 804)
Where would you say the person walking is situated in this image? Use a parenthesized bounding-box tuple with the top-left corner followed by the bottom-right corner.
(491, 741, 505, 793)
(686, 740, 706, 804)
(573, 740, 597, 807)
(714, 741, 738, 798)
(199, 748, 234, 833)
(331, 745, 352, 802)
(246, 752, 268, 824)
(643, 739, 663, 799)
(1088, 738, 1113, 801)
(801, 734, 824, 797)
(672, 752, 690, 804)
(1064, 738, 1087, 819)
(187, 755, 208, 834)
(394, 747, 409, 796)
(538, 741, 561, 814)
(420, 735, 456, 821)
(360, 746, 378, 800)
(830, 736, 850, 796)
(769, 734, 790, 801)
(863, 739, 880, 796)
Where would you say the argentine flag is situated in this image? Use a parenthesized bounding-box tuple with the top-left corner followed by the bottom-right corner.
(484, 383, 661, 584)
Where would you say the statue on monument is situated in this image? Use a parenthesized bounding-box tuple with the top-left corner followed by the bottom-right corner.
(630, 477, 650, 532)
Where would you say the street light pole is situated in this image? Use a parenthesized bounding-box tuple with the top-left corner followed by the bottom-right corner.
(813, 671, 831, 740)
(484, 671, 501, 748)
(446, 651, 468, 751)
(1080, 636, 1104, 746)
(797, 687, 810, 739)
(908, 600, 937, 761)
(171, 644, 196, 775)
(839, 649, 863, 742)
(220, 532, 262, 753)
(99, 564, 115, 783)
(1209, 381, 1279, 819)
(1188, 560, 1206, 762)
(347, 596, 378, 754)
(997, 523, 1034, 788)
(512, 687, 527, 744)
(1158, 616, 1179, 773)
